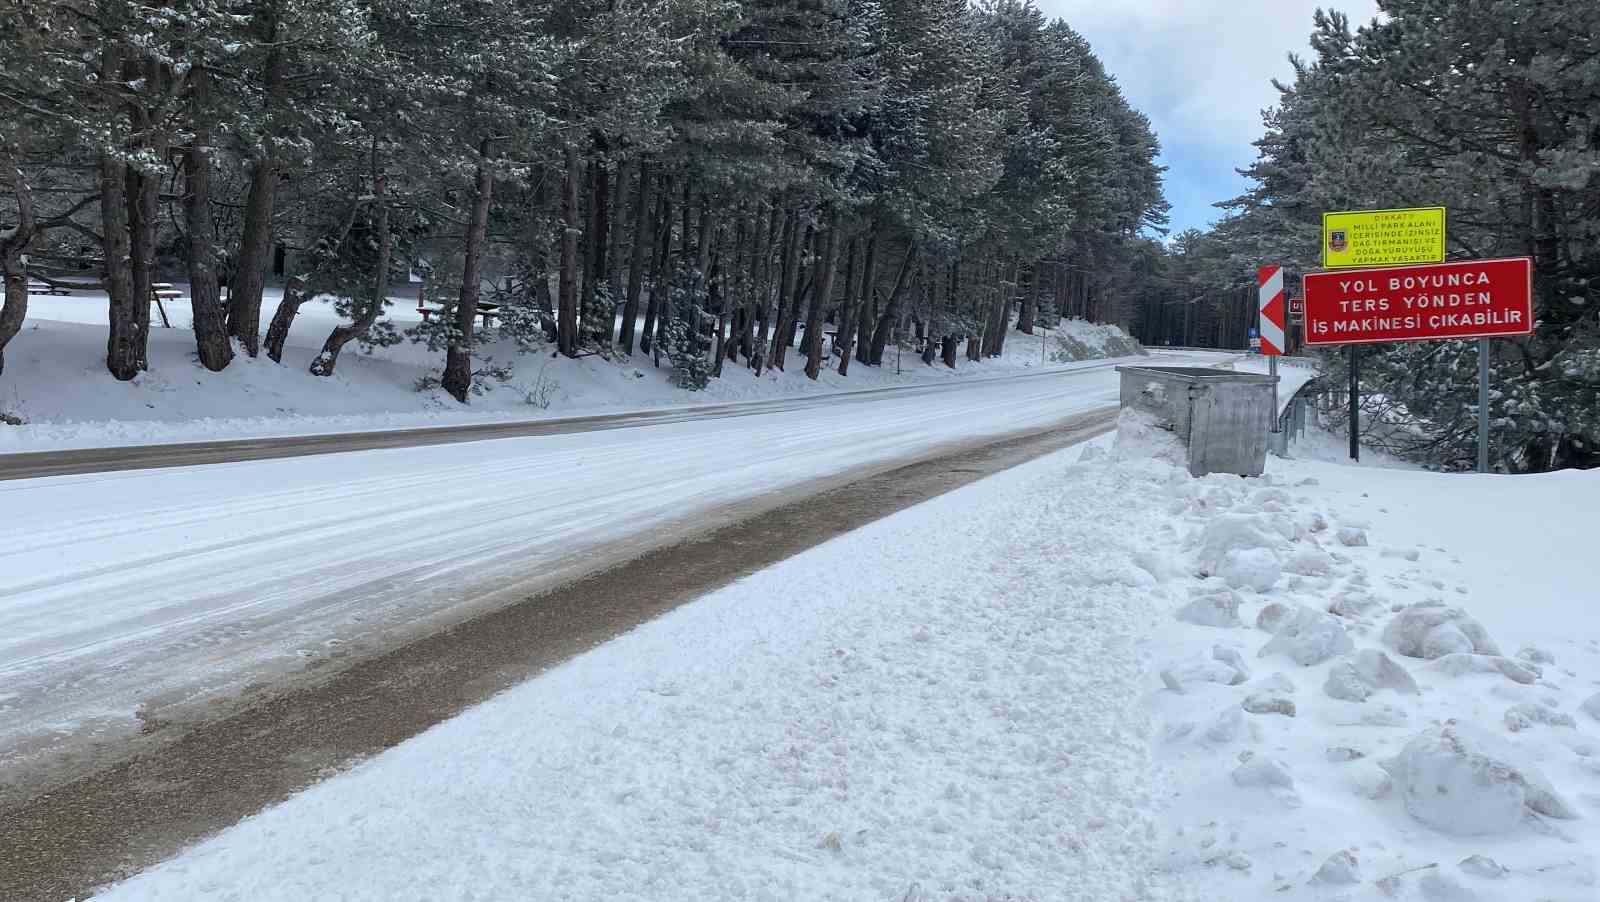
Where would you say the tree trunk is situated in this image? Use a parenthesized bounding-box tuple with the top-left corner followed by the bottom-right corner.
(441, 142, 495, 402)
(771, 219, 807, 371)
(719, 216, 747, 369)
(522, 174, 556, 339)
(311, 168, 390, 376)
(184, 64, 233, 372)
(854, 232, 876, 367)
(263, 198, 365, 363)
(618, 159, 652, 354)
(101, 145, 139, 381)
(557, 144, 581, 357)
(0, 162, 36, 377)
(263, 277, 306, 363)
(583, 155, 611, 347)
(736, 210, 761, 361)
(803, 212, 841, 380)
(125, 64, 162, 374)
(747, 204, 779, 367)
(693, 195, 717, 294)
(753, 207, 787, 375)
(990, 259, 1017, 357)
(100, 46, 140, 379)
(1017, 261, 1035, 335)
(941, 335, 958, 368)
(838, 228, 874, 376)
(640, 175, 671, 355)
(605, 157, 632, 337)
(869, 242, 918, 365)
(229, 7, 285, 357)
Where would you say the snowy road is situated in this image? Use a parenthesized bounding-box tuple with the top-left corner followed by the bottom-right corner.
(0, 354, 1217, 783)
(1, 361, 1143, 480)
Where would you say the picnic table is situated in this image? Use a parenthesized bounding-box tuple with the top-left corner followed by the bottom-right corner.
(150, 282, 181, 328)
(26, 281, 71, 296)
(416, 301, 501, 329)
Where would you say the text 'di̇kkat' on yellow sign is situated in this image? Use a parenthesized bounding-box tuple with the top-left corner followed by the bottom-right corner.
(1322, 206, 1446, 269)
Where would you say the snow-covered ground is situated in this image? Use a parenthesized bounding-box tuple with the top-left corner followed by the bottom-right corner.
(0, 286, 1137, 451)
(90, 418, 1600, 902)
(91, 426, 1170, 902)
(3, 355, 1225, 773)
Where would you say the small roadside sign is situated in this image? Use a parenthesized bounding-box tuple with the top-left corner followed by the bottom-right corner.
(1256, 265, 1285, 356)
(1322, 206, 1445, 269)
(1301, 257, 1533, 346)
(1288, 297, 1304, 321)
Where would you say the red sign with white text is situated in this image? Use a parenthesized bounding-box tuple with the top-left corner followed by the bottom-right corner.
(1302, 257, 1533, 346)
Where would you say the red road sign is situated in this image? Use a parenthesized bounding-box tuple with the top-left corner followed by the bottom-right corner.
(1302, 257, 1533, 346)
(1257, 265, 1285, 356)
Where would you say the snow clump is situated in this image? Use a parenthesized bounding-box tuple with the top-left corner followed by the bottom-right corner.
(1582, 692, 1600, 723)
(1174, 586, 1241, 628)
(1425, 653, 1538, 685)
(1219, 547, 1281, 592)
(1257, 605, 1354, 666)
(1192, 514, 1284, 576)
(1383, 721, 1577, 836)
(1336, 526, 1368, 546)
(1503, 703, 1576, 732)
(1312, 850, 1361, 884)
(1111, 408, 1185, 467)
(1381, 601, 1501, 659)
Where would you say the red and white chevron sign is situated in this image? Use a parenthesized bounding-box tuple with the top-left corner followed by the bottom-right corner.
(1257, 265, 1286, 356)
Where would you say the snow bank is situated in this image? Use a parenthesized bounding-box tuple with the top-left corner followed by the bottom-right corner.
(1146, 442, 1600, 900)
(1050, 317, 1145, 362)
(0, 291, 1158, 451)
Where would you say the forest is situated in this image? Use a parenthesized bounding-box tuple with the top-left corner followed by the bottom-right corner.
(1127, 1, 1600, 472)
(0, 0, 1167, 401)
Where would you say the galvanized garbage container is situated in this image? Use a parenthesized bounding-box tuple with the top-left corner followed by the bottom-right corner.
(1115, 366, 1277, 477)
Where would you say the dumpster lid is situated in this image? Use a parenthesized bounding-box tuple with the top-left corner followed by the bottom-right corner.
(1115, 365, 1277, 383)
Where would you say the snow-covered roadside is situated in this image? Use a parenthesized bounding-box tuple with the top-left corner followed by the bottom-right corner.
(90, 408, 1596, 902)
(92, 423, 1181, 902)
(1143, 428, 1600, 900)
(1, 287, 1151, 451)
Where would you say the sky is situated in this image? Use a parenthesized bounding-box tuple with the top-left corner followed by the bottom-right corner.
(1037, 0, 1380, 237)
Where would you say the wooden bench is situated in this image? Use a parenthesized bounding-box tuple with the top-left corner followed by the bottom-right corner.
(27, 281, 71, 296)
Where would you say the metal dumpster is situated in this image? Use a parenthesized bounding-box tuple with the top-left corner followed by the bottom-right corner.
(1115, 366, 1276, 477)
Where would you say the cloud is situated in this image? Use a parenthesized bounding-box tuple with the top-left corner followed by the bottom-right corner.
(1035, 0, 1380, 231)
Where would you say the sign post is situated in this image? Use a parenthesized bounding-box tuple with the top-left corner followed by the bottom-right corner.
(1303, 256, 1533, 469)
(1348, 347, 1360, 462)
(1478, 339, 1490, 473)
(1258, 266, 1285, 433)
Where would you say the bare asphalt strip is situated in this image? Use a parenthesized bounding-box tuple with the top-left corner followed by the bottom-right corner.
(0, 407, 1117, 902)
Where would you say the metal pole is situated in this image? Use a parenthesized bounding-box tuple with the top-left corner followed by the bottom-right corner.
(1268, 356, 1280, 434)
(1478, 338, 1490, 473)
(1348, 345, 1360, 462)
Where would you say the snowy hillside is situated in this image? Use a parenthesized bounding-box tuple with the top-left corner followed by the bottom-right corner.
(0, 288, 1143, 451)
(90, 414, 1599, 901)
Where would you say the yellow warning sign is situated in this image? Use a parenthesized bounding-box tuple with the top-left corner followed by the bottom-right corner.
(1321, 206, 1445, 269)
